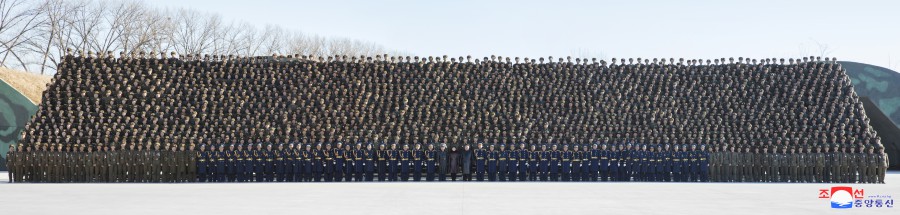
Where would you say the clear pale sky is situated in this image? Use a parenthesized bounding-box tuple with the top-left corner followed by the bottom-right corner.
(148, 0, 900, 70)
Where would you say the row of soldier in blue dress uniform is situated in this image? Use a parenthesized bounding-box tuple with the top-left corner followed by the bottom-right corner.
(196, 141, 710, 182)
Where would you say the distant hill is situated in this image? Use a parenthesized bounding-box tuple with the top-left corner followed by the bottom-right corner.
(840, 61, 900, 128)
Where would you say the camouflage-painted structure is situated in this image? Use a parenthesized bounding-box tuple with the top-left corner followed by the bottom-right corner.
(0, 79, 39, 171)
(841, 61, 900, 127)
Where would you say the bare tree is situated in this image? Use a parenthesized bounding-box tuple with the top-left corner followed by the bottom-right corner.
(0, 0, 42, 70)
(3, 0, 399, 73)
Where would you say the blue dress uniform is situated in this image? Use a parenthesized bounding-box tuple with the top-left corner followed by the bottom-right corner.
(332, 147, 344, 182)
(650, 150, 660, 181)
(507, 146, 518, 181)
(538, 148, 550, 181)
(425, 148, 436, 181)
(681, 148, 691, 182)
(487, 148, 498, 181)
(699, 148, 709, 182)
(225, 147, 236, 182)
(497, 147, 507, 181)
(672, 145, 684, 182)
(517, 147, 528, 181)
(282, 148, 293, 182)
(322, 147, 333, 182)
(618, 147, 629, 181)
(660, 149, 673, 182)
(636, 149, 646, 181)
(293, 148, 303, 182)
(528, 148, 539, 181)
(608, 149, 618, 181)
(275, 147, 286, 182)
(355, 148, 366, 182)
(549, 148, 560, 181)
(240, 148, 251, 182)
(573, 148, 583, 181)
(631, 149, 642, 181)
(343, 148, 354, 182)
(642, 149, 652, 181)
(653, 149, 669, 181)
(560, 148, 572, 181)
(412, 148, 424, 181)
(265, 148, 277, 182)
(313, 147, 324, 182)
(364, 148, 375, 181)
(590, 146, 601, 182)
(475, 147, 487, 181)
(581, 146, 592, 181)
(388, 148, 399, 181)
(214, 149, 225, 182)
(197, 149, 208, 182)
(254, 147, 265, 182)
(689, 149, 699, 182)
(376, 146, 387, 181)
(400, 148, 411, 181)
(234, 149, 245, 182)
(302, 148, 313, 182)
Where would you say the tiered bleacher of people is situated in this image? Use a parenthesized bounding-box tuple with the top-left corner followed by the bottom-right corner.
(4, 51, 888, 183)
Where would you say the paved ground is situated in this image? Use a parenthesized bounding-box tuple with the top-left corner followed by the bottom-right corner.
(0, 171, 897, 215)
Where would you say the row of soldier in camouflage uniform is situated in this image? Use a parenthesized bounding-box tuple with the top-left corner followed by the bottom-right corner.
(6, 142, 887, 183)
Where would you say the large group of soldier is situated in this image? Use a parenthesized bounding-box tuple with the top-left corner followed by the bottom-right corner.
(5, 52, 889, 183)
(6, 141, 886, 183)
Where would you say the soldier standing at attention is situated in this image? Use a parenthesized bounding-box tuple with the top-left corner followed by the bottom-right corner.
(600, 143, 619, 181)
(233, 144, 246, 182)
(814, 146, 825, 183)
(865, 146, 876, 183)
(507, 144, 518, 182)
(187, 143, 197, 182)
(388, 143, 399, 182)
(538, 144, 549, 181)
(332, 142, 344, 182)
(265, 144, 276, 182)
(526, 144, 538, 181)
(848, 146, 858, 183)
(343, 143, 354, 182)
(700, 145, 710, 182)
(497, 144, 508, 182)
(487, 144, 498, 181)
(412, 143, 424, 181)
(549, 144, 560, 181)
(517, 143, 528, 181)
(474, 143, 487, 181)
(838, 145, 848, 183)
(399, 144, 411, 181)
(590, 143, 601, 182)
(425, 144, 437, 181)
(355, 143, 366, 182)
(214, 144, 226, 182)
(571, 145, 582, 182)
(375, 143, 386, 182)
(439, 143, 449, 181)
(823, 145, 834, 183)
(7, 144, 16, 183)
(302, 144, 313, 182)
(365, 143, 376, 181)
(274, 144, 286, 182)
(855, 146, 866, 183)
(313, 143, 324, 182)
(875, 147, 887, 183)
(197, 144, 208, 182)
